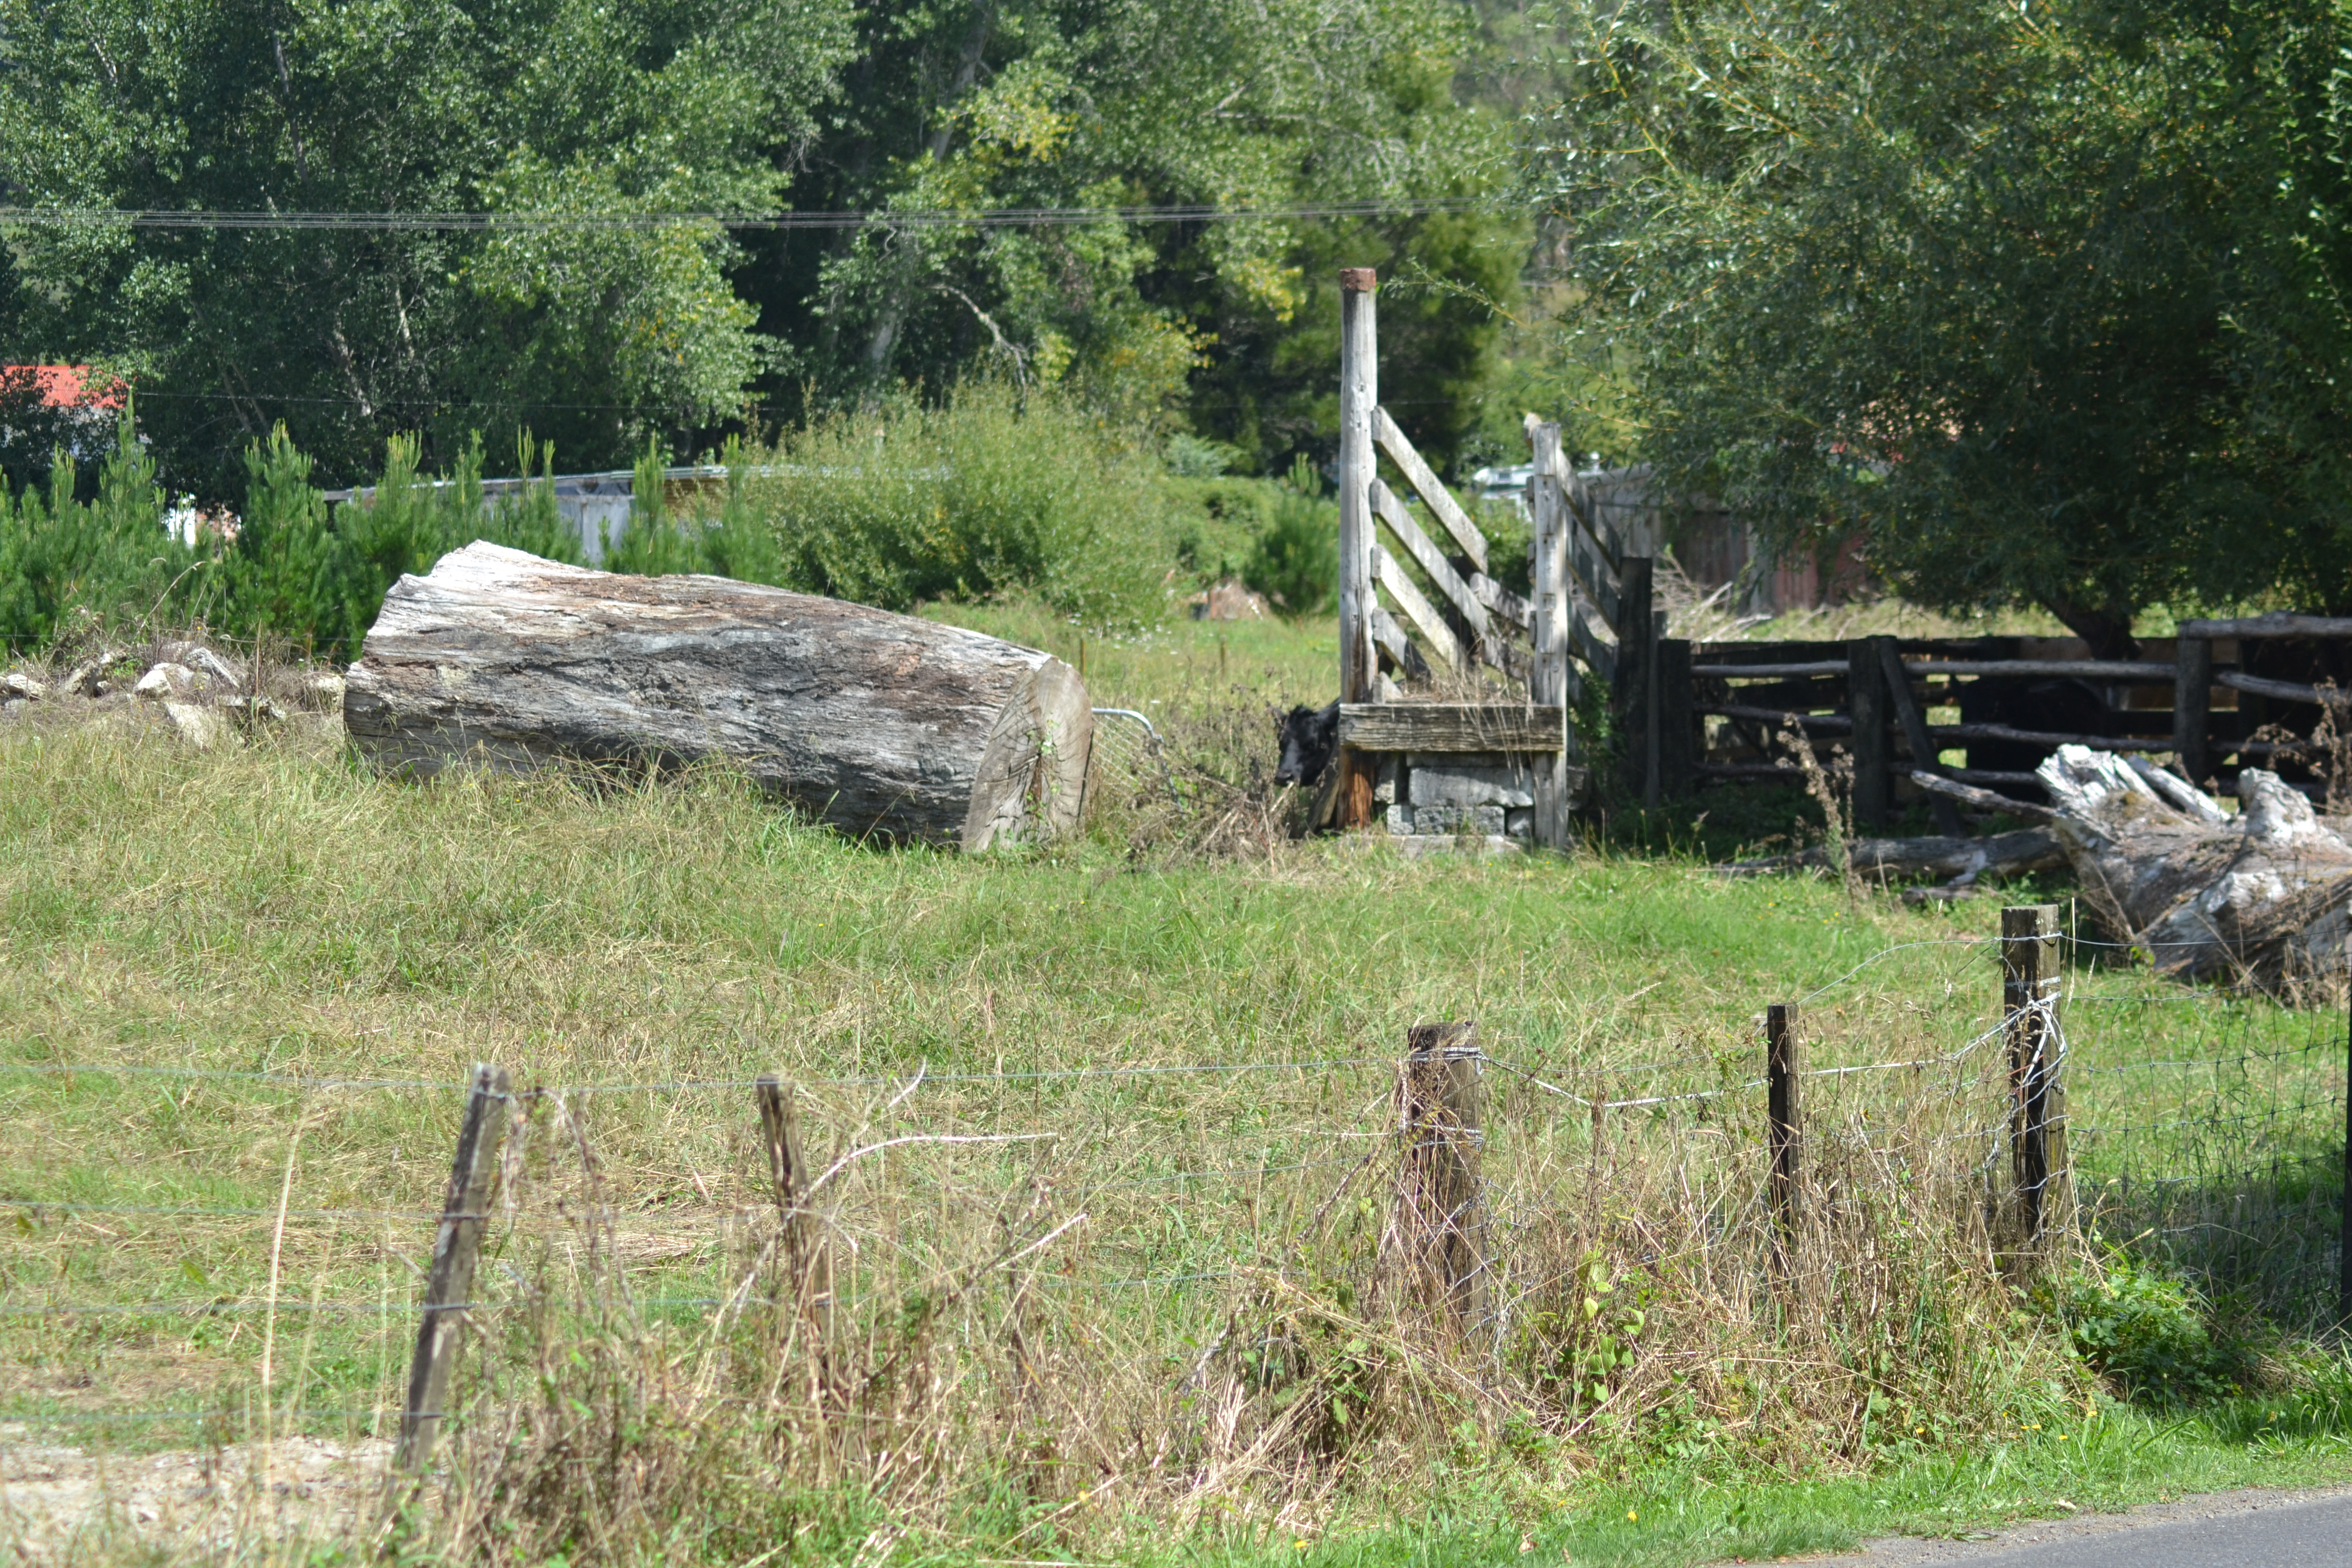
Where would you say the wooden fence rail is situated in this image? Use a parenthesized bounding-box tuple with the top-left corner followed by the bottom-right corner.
(1635, 626, 2352, 817)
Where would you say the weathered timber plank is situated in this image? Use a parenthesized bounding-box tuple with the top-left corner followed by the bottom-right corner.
(2217, 669, 2352, 708)
(1339, 703, 1566, 753)
(2181, 614, 2352, 639)
(1373, 407, 1487, 572)
(1371, 478, 1489, 642)
(1471, 572, 1533, 632)
(1369, 604, 1432, 682)
(1905, 659, 2176, 680)
(344, 542, 1091, 850)
(1690, 660, 1850, 678)
(1372, 544, 1465, 674)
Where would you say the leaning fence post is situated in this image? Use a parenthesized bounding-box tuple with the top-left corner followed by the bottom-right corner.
(395, 1063, 511, 1476)
(1400, 1022, 1488, 1335)
(755, 1075, 837, 1365)
(1766, 1003, 1802, 1267)
(2001, 905, 2068, 1245)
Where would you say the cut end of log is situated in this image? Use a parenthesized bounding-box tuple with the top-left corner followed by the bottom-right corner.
(344, 542, 1092, 851)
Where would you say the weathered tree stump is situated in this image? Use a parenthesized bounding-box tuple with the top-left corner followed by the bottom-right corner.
(2037, 745, 2352, 988)
(344, 542, 1092, 850)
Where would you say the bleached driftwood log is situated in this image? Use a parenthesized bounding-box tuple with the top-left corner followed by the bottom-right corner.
(344, 542, 1092, 850)
(2036, 744, 2352, 987)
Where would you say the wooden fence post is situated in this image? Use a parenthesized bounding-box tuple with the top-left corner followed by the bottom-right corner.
(1400, 1022, 1488, 1334)
(1529, 422, 1574, 848)
(395, 1063, 511, 1476)
(1336, 267, 1380, 828)
(1614, 557, 1655, 803)
(2175, 635, 2213, 786)
(755, 1075, 837, 1361)
(1848, 638, 1889, 829)
(2001, 905, 2068, 1244)
(1766, 1003, 1802, 1265)
(1876, 636, 1965, 837)
(1655, 637, 1695, 801)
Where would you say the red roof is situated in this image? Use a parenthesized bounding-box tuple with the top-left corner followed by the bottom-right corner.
(2, 365, 123, 410)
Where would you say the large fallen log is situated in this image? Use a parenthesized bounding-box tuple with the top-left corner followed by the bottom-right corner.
(343, 542, 1092, 850)
(2035, 744, 2352, 988)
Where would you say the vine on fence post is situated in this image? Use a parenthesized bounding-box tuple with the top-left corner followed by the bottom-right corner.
(1398, 1022, 1489, 1340)
(754, 1075, 839, 1399)
(2002, 905, 2070, 1256)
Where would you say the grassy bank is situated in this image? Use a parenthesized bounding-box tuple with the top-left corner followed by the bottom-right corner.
(0, 630, 2345, 1563)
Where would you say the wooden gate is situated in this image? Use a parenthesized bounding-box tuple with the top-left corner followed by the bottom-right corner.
(1332, 267, 1639, 848)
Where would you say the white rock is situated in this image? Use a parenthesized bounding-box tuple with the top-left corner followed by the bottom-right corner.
(161, 700, 224, 749)
(302, 672, 346, 709)
(1409, 763, 1535, 809)
(134, 663, 195, 700)
(182, 647, 246, 692)
(2, 671, 46, 701)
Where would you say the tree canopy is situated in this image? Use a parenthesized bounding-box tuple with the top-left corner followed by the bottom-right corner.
(1, 0, 1528, 495)
(1541, 0, 2352, 650)
(0, 0, 857, 494)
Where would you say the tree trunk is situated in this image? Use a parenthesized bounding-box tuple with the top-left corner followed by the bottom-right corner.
(2042, 591, 2141, 662)
(342, 542, 1092, 850)
(2037, 745, 2352, 990)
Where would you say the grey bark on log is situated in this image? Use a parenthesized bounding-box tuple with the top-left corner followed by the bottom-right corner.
(1718, 829, 2064, 882)
(2036, 744, 2352, 988)
(344, 542, 1092, 850)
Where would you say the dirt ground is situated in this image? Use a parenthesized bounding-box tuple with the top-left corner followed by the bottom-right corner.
(0, 1425, 389, 1562)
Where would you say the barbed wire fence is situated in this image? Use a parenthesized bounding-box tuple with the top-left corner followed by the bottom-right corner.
(1, 910, 2345, 1523)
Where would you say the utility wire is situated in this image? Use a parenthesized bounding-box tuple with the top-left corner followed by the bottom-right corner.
(0, 198, 1497, 234)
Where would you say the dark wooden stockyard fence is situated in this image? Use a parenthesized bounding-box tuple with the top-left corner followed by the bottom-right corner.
(1625, 619, 2352, 820)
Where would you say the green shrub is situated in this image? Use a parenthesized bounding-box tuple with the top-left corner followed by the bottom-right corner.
(1243, 456, 1338, 618)
(0, 404, 193, 649)
(3, 385, 1178, 656)
(2036, 1251, 2247, 1404)
(742, 382, 1173, 625)
(603, 437, 790, 586)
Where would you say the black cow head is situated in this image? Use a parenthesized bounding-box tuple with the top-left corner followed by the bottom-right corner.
(1275, 700, 1341, 787)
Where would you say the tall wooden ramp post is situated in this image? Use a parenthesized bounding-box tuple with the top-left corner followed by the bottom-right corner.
(1765, 1003, 1802, 1273)
(2001, 905, 2068, 1246)
(1399, 1022, 1489, 1337)
(755, 1075, 838, 1376)
(1528, 420, 1574, 848)
(1336, 267, 1381, 828)
(395, 1063, 511, 1476)
(1847, 639, 1890, 830)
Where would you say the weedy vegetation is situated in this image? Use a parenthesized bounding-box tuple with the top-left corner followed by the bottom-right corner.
(1, 613, 2348, 1566)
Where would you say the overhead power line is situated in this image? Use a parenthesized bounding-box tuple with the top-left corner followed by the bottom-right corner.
(0, 198, 1496, 233)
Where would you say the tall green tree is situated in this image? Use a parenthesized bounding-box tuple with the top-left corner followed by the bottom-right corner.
(0, 0, 856, 496)
(1540, 0, 2352, 651)
(752, 0, 1526, 475)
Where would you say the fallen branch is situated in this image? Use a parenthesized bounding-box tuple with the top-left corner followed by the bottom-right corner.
(1908, 770, 2060, 824)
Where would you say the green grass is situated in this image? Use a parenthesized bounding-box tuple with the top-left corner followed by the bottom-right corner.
(0, 653, 2346, 1564)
